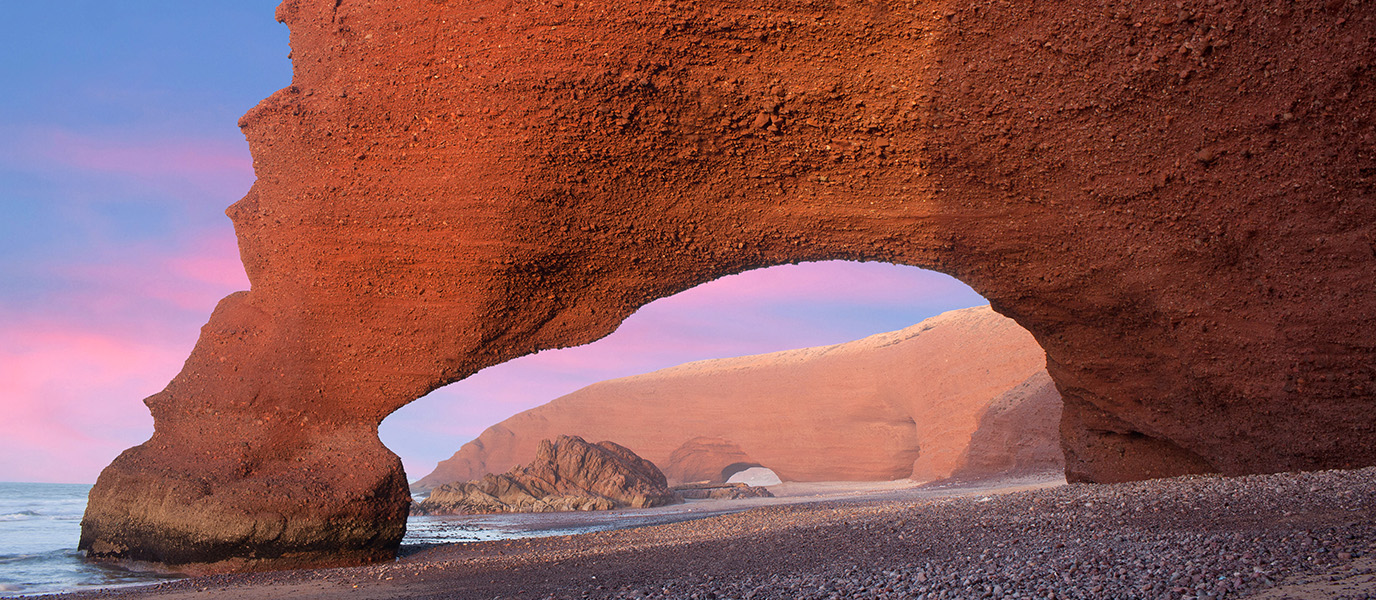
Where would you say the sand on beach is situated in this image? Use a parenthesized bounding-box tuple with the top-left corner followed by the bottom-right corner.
(52, 469, 1376, 600)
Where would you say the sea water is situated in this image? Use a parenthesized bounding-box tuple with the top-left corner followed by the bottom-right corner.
(0, 482, 737, 596)
(0, 482, 174, 596)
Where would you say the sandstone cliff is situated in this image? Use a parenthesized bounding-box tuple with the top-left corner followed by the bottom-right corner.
(949, 371, 1065, 481)
(416, 436, 677, 515)
(415, 306, 1062, 491)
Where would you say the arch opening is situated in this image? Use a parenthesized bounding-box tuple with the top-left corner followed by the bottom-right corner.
(725, 466, 783, 487)
(384, 261, 1065, 497)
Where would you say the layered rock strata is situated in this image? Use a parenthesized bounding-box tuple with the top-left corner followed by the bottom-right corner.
(414, 436, 677, 515)
(83, 0, 1376, 572)
(415, 306, 1060, 491)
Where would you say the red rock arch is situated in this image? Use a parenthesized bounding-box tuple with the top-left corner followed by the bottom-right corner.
(81, 0, 1376, 573)
(666, 437, 766, 485)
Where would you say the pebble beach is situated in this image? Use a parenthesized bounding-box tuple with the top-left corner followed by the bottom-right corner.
(41, 467, 1376, 600)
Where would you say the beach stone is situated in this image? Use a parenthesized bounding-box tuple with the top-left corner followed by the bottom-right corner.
(82, 0, 1376, 573)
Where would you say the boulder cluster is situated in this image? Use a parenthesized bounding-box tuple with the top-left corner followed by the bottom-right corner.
(671, 483, 775, 501)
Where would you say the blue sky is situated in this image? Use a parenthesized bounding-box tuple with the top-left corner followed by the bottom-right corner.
(0, 2, 987, 483)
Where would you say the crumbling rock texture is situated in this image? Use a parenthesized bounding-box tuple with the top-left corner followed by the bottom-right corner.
(413, 306, 1060, 491)
(83, 0, 1376, 572)
(414, 436, 677, 515)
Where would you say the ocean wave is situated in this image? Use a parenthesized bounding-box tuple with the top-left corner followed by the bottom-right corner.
(0, 510, 42, 521)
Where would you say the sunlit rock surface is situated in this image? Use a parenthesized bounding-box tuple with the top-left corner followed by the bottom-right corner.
(82, 0, 1376, 573)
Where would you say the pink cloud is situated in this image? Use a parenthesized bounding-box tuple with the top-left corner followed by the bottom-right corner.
(0, 323, 183, 483)
(167, 245, 249, 290)
(0, 126, 256, 211)
(45, 230, 247, 333)
(0, 229, 246, 483)
(663, 261, 975, 307)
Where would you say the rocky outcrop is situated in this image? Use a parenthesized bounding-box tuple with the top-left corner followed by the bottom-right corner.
(83, 0, 1376, 573)
(672, 483, 775, 501)
(414, 436, 677, 515)
(415, 306, 1059, 491)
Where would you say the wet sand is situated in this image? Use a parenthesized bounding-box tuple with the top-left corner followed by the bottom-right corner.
(39, 468, 1376, 600)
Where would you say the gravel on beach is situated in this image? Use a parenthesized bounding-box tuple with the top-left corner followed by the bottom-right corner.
(44, 467, 1376, 600)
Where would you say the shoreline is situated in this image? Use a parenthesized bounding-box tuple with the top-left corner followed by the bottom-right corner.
(34, 468, 1376, 599)
(399, 474, 1063, 552)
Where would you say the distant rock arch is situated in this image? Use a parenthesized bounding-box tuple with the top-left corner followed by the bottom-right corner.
(668, 438, 763, 485)
(80, 0, 1376, 574)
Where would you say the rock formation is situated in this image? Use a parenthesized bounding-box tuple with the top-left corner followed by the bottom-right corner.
(414, 436, 677, 515)
(672, 483, 775, 501)
(664, 437, 760, 485)
(415, 306, 1059, 491)
(82, 0, 1376, 573)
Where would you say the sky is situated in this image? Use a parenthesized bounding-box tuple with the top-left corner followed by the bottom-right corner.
(0, 2, 987, 484)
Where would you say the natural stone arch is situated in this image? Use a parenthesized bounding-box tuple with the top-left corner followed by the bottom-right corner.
(665, 437, 770, 485)
(81, 0, 1376, 573)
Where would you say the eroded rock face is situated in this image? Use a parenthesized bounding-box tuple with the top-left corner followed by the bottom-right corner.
(949, 371, 1065, 481)
(415, 306, 1058, 491)
(83, 0, 1376, 572)
(664, 437, 761, 485)
(414, 436, 677, 515)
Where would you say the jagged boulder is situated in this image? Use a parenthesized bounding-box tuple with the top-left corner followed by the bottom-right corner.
(415, 436, 677, 515)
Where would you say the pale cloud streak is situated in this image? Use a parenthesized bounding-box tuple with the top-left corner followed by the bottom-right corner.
(33, 129, 253, 181)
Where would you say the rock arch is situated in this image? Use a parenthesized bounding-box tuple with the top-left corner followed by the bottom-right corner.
(667, 437, 766, 485)
(81, 0, 1376, 573)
